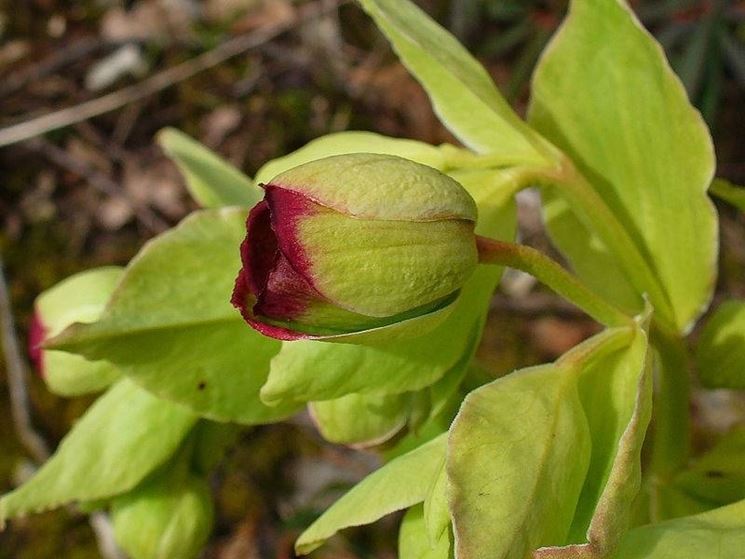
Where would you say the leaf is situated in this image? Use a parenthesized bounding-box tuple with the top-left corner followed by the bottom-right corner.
(710, 178, 745, 212)
(0, 379, 197, 521)
(537, 315, 653, 557)
(261, 168, 516, 405)
(449, 324, 651, 559)
(157, 127, 261, 208)
(399, 505, 451, 559)
(254, 131, 448, 186)
(357, 0, 550, 163)
(696, 300, 745, 389)
(529, 0, 718, 332)
(675, 428, 745, 508)
(309, 392, 409, 447)
(35, 267, 124, 396)
(424, 463, 450, 544)
(295, 433, 446, 555)
(112, 465, 213, 559)
(49, 209, 301, 424)
(612, 500, 745, 559)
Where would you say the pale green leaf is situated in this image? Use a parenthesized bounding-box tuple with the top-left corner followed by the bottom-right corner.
(612, 500, 745, 558)
(357, 0, 550, 163)
(112, 466, 213, 559)
(529, 0, 718, 332)
(261, 168, 516, 405)
(399, 505, 451, 559)
(696, 300, 745, 388)
(448, 326, 650, 558)
(158, 127, 260, 208)
(49, 209, 300, 424)
(0, 379, 197, 521)
(295, 433, 446, 554)
(36, 267, 123, 396)
(537, 318, 653, 557)
(309, 392, 409, 447)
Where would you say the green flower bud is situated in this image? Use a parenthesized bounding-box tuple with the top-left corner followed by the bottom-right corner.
(111, 468, 213, 559)
(231, 153, 479, 341)
(30, 267, 123, 395)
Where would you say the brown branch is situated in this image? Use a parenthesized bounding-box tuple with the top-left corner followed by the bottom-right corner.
(0, 256, 50, 463)
(0, 1, 343, 148)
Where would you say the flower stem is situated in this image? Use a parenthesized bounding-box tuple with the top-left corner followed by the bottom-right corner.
(476, 236, 633, 328)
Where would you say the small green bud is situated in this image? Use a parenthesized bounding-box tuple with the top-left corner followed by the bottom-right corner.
(231, 153, 479, 341)
(30, 267, 123, 395)
(111, 468, 213, 559)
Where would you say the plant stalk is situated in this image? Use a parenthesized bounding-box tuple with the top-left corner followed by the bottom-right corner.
(476, 236, 633, 328)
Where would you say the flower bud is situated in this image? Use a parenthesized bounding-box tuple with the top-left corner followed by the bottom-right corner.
(231, 153, 478, 341)
(30, 267, 123, 395)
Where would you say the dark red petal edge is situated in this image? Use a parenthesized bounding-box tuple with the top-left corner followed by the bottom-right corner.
(28, 310, 46, 376)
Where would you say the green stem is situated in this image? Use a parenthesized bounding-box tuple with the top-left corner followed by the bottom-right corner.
(649, 324, 691, 479)
(451, 151, 677, 329)
(476, 236, 633, 328)
(549, 163, 677, 328)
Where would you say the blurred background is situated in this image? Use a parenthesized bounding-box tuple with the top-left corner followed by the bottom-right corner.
(0, 0, 743, 557)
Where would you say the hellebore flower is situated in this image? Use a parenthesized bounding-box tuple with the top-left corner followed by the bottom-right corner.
(231, 153, 479, 341)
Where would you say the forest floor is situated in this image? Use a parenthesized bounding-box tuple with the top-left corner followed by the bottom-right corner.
(0, 1, 744, 557)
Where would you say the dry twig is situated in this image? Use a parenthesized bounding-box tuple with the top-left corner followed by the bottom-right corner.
(0, 256, 50, 463)
(0, 1, 343, 148)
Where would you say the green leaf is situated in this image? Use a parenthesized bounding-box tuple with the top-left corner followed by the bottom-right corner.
(35, 267, 123, 396)
(449, 324, 651, 559)
(0, 379, 197, 521)
(613, 500, 745, 558)
(696, 300, 745, 389)
(157, 127, 261, 208)
(49, 209, 301, 424)
(357, 0, 550, 163)
(399, 505, 451, 559)
(537, 315, 653, 557)
(254, 131, 447, 186)
(309, 392, 409, 447)
(529, 0, 718, 332)
(423, 463, 450, 544)
(295, 433, 446, 555)
(112, 465, 213, 559)
(710, 178, 745, 212)
(675, 428, 745, 507)
(261, 168, 516, 405)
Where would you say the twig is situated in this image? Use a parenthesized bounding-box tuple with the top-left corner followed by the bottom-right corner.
(0, 1, 342, 148)
(0, 256, 50, 463)
(24, 137, 169, 233)
(89, 511, 127, 559)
